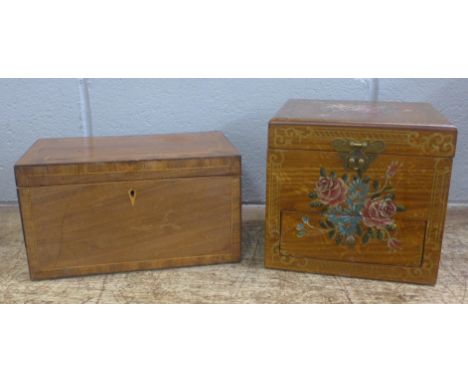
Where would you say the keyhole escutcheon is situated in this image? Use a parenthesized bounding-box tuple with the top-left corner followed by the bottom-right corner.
(128, 189, 136, 206)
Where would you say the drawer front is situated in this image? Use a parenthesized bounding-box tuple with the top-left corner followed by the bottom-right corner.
(19, 176, 240, 279)
(280, 211, 426, 267)
(265, 145, 453, 284)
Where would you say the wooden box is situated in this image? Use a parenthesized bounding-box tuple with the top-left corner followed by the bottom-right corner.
(15, 131, 241, 280)
(265, 99, 457, 284)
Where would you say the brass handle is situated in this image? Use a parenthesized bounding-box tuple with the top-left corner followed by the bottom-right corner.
(349, 141, 368, 148)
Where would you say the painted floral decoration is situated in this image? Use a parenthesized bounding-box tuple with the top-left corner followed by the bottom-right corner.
(296, 162, 405, 250)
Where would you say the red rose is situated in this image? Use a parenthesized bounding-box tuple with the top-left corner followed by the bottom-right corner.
(360, 198, 397, 229)
(315, 176, 348, 206)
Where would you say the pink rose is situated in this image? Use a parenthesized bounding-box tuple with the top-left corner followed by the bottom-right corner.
(360, 198, 397, 229)
(315, 176, 348, 206)
(387, 237, 401, 250)
(386, 161, 400, 178)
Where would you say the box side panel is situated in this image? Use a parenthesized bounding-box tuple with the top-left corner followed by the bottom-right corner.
(16, 188, 39, 280)
(230, 176, 241, 263)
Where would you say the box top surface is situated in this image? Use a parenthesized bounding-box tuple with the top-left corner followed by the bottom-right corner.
(15, 131, 241, 187)
(271, 99, 455, 130)
(16, 131, 240, 167)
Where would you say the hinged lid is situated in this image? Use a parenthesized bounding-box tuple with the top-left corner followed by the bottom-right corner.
(269, 99, 457, 157)
(15, 131, 241, 187)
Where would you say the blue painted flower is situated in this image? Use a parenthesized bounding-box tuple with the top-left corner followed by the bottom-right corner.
(325, 213, 362, 236)
(347, 178, 369, 209)
(327, 205, 344, 215)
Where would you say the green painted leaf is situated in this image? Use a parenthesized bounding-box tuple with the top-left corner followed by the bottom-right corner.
(362, 233, 370, 244)
(310, 201, 322, 208)
(320, 167, 326, 177)
(368, 228, 374, 238)
(328, 230, 335, 239)
(377, 230, 384, 240)
(386, 224, 396, 232)
(373, 180, 379, 190)
(356, 224, 362, 236)
(387, 193, 395, 200)
(319, 221, 328, 229)
(342, 173, 348, 182)
(336, 235, 342, 245)
(308, 192, 318, 199)
(301, 216, 310, 224)
(296, 230, 305, 238)
(397, 205, 406, 212)
(296, 223, 305, 231)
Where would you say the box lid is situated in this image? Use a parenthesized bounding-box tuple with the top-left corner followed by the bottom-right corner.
(15, 131, 241, 187)
(269, 99, 457, 157)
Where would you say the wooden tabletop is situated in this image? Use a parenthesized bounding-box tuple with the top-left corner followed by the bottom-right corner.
(1, 205, 467, 303)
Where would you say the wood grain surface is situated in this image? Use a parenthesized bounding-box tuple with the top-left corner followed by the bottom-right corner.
(16, 131, 240, 166)
(0, 205, 467, 303)
(19, 176, 240, 280)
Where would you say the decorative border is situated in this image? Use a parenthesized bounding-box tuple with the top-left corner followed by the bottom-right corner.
(16, 156, 241, 187)
(266, 151, 283, 243)
(415, 158, 451, 276)
(407, 132, 455, 156)
(271, 126, 455, 157)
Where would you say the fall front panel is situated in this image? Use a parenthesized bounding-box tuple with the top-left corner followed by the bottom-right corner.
(270, 148, 434, 267)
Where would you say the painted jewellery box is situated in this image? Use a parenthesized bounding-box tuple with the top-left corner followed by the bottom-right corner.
(265, 99, 457, 284)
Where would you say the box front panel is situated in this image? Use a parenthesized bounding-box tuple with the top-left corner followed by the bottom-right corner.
(19, 176, 240, 279)
(265, 129, 453, 284)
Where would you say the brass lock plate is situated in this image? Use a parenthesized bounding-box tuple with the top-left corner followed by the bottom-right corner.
(332, 139, 385, 172)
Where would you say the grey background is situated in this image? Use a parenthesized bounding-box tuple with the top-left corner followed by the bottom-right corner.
(1, 79, 467, 203)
